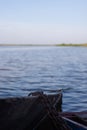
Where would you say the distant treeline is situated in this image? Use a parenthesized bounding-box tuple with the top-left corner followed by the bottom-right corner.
(0, 43, 87, 46)
(56, 43, 87, 47)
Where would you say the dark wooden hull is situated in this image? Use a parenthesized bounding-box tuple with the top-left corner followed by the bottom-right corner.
(0, 90, 64, 130)
(59, 111, 87, 130)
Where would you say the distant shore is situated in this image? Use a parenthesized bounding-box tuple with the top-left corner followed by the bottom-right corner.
(56, 43, 87, 47)
(0, 43, 87, 47)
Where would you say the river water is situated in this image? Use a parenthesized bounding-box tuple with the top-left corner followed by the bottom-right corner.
(0, 46, 87, 112)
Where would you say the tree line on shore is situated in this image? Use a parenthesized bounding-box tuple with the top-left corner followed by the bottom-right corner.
(0, 43, 87, 46)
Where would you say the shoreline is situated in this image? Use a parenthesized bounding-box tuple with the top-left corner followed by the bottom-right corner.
(0, 43, 87, 47)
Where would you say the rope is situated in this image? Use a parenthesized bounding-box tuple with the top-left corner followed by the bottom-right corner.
(37, 93, 71, 130)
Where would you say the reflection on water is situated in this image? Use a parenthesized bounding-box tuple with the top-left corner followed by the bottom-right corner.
(0, 46, 87, 112)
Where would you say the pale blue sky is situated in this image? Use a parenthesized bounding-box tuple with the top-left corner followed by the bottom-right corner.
(0, 0, 87, 44)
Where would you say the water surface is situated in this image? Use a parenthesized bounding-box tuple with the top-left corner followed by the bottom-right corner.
(0, 46, 87, 112)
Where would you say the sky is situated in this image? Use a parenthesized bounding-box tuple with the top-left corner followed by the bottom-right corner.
(0, 0, 87, 44)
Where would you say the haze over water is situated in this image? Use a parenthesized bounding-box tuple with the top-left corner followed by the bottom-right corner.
(0, 46, 87, 112)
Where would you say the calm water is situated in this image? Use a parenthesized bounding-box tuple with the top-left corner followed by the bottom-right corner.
(0, 46, 87, 112)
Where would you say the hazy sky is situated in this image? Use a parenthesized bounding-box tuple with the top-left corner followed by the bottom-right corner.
(0, 0, 87, 44)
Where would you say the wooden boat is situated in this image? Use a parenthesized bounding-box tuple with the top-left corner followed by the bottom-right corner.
(0, 90, 70, 130)
(1, 89, 87, 130)
(59, 111, 87, 130)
